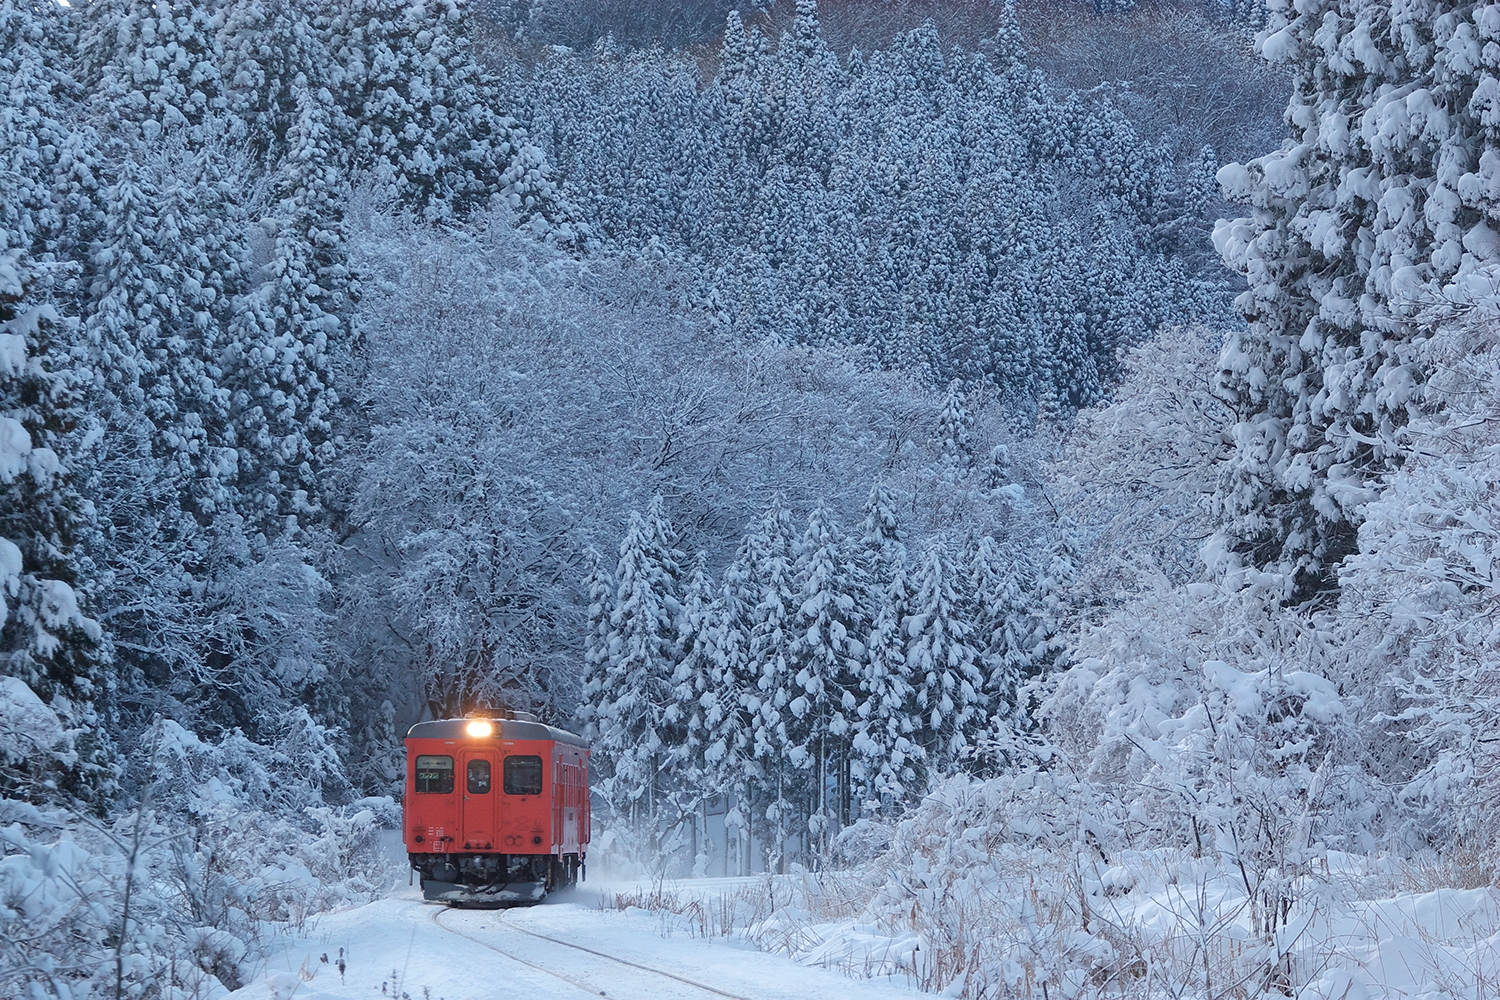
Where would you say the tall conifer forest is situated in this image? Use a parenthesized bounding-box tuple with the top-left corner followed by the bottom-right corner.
(2, 0, 1499, 996)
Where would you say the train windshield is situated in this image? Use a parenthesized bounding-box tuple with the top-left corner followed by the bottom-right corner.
(467, 758, 491, 794)
(504, 754, 543, 795)
(414, 754, 454, 793)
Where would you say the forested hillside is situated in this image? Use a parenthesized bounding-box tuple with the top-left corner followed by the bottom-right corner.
(2, 0, 1497, 996)
(505, 6, 1226, 411)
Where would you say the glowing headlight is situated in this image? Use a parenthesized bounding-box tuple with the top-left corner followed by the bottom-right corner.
(465, 720, 494, 738)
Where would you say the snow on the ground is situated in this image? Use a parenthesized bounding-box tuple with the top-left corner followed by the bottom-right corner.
(221, 865, 1500, 1000)
(1321, 888, 1500, 1000)
(227, 879, 929, 1000)
(749, 867, 1500, 1000)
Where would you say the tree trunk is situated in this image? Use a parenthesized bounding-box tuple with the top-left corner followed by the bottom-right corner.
(818, 733, 827, 857)
(745, 780, 753, 876)
(839, 747, 851, 829)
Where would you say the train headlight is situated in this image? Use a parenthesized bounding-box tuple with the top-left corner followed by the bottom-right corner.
(465, 720, 494, 738)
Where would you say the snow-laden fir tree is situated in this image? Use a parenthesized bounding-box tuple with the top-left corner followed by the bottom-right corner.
(589, 497, 684, 826)
(84, 156, 157, 410)
(905, 539, 984, 766)
(226, 79, 352, 535)
(670, 551, 719, 870)
(847, 483, 919, 806)
(0, 249, 107, 801)
(85, 144, 235, 493)
(1034, 516, 1082, 675)
(0, 0, 75, 258)
(79, 0, 225, 138)
(787, 505, 864, 840)
(577, 543, 616, 764)
(331, 0, 565, 227)
(967, 532, 1036, 725)
(1213, 0, 1500, 601)
(853, 539, 920, 809)
(219, 0, 334, 161)
(742, 501, 799, 866)
(699, 528, 763, 875)
(143, 140, 243, 499)
(857, 483, 905, 570)
(580, 545, 614, 709)
(765, 0, 842, 183)
(937, 379, 975, 470)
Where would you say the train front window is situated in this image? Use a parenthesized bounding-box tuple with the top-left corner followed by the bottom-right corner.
(467, 758, 491, 794)
(415, 755, 454, 794)
(504, 754, 543, 795)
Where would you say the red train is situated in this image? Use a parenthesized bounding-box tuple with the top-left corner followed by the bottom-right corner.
(403, 714, 590, 905)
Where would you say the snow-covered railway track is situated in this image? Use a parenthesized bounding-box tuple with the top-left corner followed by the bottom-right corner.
(430, 906, 757, 1000)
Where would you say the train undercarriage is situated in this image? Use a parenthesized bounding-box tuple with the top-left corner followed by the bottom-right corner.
(412, 852, 582, 907)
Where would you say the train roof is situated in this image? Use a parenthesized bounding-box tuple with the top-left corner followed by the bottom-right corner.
(404, 717, 589, 748)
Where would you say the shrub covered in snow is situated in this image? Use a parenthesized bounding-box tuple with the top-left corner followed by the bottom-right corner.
(0, 710, 401, 999)
(620, 763, 1498, 1000)
(733, 771, 1500, 1000)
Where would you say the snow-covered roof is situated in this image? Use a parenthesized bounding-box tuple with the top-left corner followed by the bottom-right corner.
(405, 718, 589, 747)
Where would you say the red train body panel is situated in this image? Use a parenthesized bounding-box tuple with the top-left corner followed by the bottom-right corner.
(402, 716, 589, 905)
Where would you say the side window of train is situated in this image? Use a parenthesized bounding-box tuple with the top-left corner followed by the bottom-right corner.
(415, 754, 454, 794)
(467, 758, 491, 794)
(503, 754, 543, 795)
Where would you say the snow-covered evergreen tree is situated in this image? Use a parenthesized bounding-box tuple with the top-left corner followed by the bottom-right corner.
(576, 543, 616, 755)
(0, 249, 107, 800)
(853, 539, 920, 809)
(227, 79, 352, 535)
(1034, 516, 1082, 675)
(742, 501, 799, 866)
(80, 0, 225, 137)
(857, 483, 905, 575)
(0, 0, 76, 259)
(1213, 0, 1500, 601)
(331, 0, 565, 227)
(967, 533, 1035, 724)
(905, 539, 984, 767)
(671, 551, 718, 868)
(83, 142, 235, 502)
(589, 497, 684, 824)
(937, 379, 974, 470)
(84, 155, 156, 409)
(787, 506, 863, 841)
(219, 0, 333, 161)
(705, 532, 764, 875)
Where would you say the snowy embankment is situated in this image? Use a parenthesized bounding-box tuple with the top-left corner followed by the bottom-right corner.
(734, 863, 1500, 1000)
(599, 864, 1500, 1000)
(225, 879, 928, 1000)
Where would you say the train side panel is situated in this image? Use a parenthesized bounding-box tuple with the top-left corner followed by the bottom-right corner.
(551, 744, 590, 856)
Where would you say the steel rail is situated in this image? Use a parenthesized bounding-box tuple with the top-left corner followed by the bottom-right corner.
(431, 907, 609, 998)
(429, 906, 757, 1000)
(496, 910, 758, 1000)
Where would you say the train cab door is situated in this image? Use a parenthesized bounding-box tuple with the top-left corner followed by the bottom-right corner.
(459, 750, 496, 851)
(552, 751, 564, 851)
(561, 760, 580, 851)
